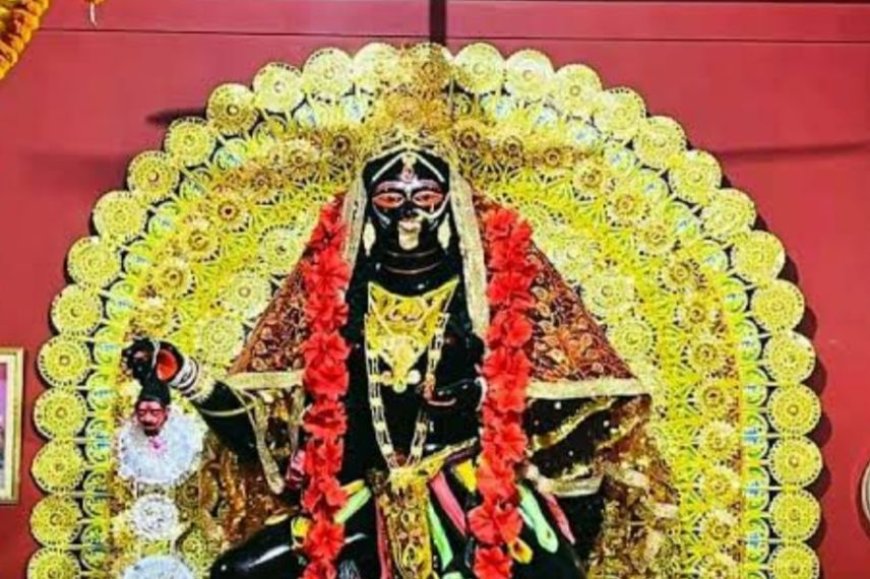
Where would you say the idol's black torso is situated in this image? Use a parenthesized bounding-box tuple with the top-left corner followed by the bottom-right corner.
(340, 241, 484, 482)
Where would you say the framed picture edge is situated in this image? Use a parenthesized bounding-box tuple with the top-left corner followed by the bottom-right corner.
(0, 347, 24, 504)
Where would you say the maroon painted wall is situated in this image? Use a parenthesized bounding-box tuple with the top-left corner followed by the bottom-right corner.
(0, 1, 868, 576)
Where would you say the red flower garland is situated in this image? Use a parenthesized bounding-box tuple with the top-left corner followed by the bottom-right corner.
(470, 207, 538, 579)
(299, 201, 352, 579)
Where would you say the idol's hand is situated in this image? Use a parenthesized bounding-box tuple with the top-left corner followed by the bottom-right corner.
(122, 338, 185, 385)
(422, 377, 484, 414)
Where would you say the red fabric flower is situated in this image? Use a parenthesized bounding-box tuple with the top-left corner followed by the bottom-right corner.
(474, 545, 513, 579)
(303, 399, 348, 439)
(304, 360, 350, 400)
(303, 331, 351, 367)
(488, 310, 533, 349)
(304, 515, 345, 566)
(469, 497, 524, 545)
(302, 473, 348, 514)
(482, 420, 527, 464)
(481, 347, 531, 385)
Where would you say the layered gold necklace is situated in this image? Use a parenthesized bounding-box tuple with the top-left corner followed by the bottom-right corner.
(364, 277, 459, 469)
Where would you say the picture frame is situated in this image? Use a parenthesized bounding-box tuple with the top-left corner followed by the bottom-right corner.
(0, 348, 24, 504)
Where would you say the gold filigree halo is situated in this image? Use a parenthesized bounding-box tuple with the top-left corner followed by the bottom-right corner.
(31, 42, 821, 579)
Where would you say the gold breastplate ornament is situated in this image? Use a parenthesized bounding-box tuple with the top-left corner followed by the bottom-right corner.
(364, 278, 460, 579)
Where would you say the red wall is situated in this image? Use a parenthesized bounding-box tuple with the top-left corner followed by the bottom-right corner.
(0, 1, 868, 577)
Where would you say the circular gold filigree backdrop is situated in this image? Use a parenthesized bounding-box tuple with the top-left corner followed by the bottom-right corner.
(30, 43, 820, 579)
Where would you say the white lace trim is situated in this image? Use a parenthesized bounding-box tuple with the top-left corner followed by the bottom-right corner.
(116, 410, 205, 487)
(130, 494, 180, 541)
(122, 555, 195, 579)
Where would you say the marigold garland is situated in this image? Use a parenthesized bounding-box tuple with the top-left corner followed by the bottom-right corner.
(470, 207, 538, 579)
(299, 201, 352, 579)
(0, 0, 50, 81)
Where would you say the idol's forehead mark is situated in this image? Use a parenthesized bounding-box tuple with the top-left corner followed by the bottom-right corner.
(368, 149, 447, 186)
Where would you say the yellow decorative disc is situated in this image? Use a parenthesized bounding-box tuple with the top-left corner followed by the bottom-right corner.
(698, 553, 738, 579)
(253, 63, 304, 113)
(222, 271, 273, 319)
(770, 490, 820, 541)
(454, 43, 505, 96)
(505, 49, 554, 102)
(27, 550, 81, 579)
(699, 465, 741, 507)
(353, 43, 401, 94)
(697, 421, 738, 462)
(165, 118, 217, 167)
(685, 339, 727, 376)
(404, 43, 453, 93)
(752, 280, 805, 332)
(207, 83, 258, 136)
(768, 385, 821, 436)
(609, 320, 655, 361)
(126, 151, 180, 203)
(132, 296, 180, 338)
(66, 237, 121, 289)
(732, 231, 786, 286)
(769, 543, 819, 579)
(594, 88, 646, 141)
(699, 509, 738, 547)
(207, 189, 253, 232)
(51, 285, 102, 336)
(303, 48, 353, 101)
(195, 316, 244, 365)
(553, 64, 602, 120)
(32, 441, 86, 492)
(38, 336, 91, 387)
(33, 388, 88, 439)
(150, 256, 195, 298)
(694, 379, 738, 420)
(702, 188, 756, 241)
(176, 216, 220, 263)
(763, 332, 816, 384)
(634, 116, 686, 170)
(669, 150, 722, 205)
(92, 190, 148, 243)
(583, 272, 636, 318)
(179, 525, 221, 573)
(258, 226, 309, 275)
(769, 438, 822, 486)
(31, 496, 82, 546)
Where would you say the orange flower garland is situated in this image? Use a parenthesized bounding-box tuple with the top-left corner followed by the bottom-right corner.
(300, 201, 352, 579)
(0, 0, 50, 81)
(470, 207, 538, 579)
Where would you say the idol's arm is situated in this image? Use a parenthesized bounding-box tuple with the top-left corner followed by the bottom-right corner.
(524, 379, 678, 575)
(123, 338, 297, 494)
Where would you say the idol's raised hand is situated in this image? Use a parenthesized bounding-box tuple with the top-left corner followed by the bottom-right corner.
(122, 337, 185, 385)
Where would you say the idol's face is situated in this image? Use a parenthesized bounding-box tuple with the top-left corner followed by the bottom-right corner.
(370, 169, 449, 251)
(135, 400, 169, 437)
(365, 152, 452, 253)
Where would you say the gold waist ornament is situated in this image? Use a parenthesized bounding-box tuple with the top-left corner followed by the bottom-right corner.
(371, 442, 474, 579)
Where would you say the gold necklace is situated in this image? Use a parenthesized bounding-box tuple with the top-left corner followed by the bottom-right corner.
(365, 278, 458, 469)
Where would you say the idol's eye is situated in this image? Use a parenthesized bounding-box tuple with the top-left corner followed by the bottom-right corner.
(372, 192, 406, 210)
(411, 190, 445, 210)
